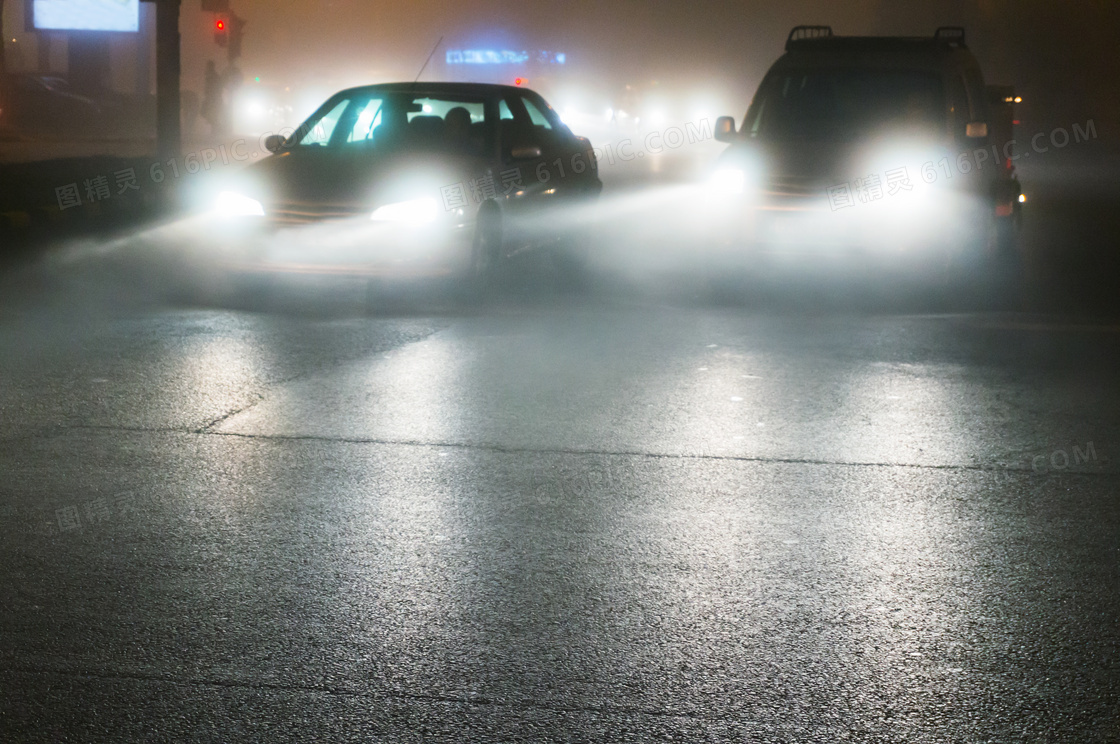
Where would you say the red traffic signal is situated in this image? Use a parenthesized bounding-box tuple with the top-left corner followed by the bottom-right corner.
(514, 77, 527, 87)
(214, 16, 229, 47)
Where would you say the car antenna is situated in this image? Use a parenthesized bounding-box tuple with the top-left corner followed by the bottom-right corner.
(414, 36, 445, 83)
(362, 36, 444, 141)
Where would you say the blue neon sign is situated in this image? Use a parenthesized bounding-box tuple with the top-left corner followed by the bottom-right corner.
(446, 50, 567, 66)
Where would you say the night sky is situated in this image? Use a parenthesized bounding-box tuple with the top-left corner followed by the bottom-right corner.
(4, 1, 1112, 140)
(190, 0, 1114, 137)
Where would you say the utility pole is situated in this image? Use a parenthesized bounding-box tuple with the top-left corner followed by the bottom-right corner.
(227, 12, 245, 63)
(145, 0, 182, 163)
(0, 0, 7, 78)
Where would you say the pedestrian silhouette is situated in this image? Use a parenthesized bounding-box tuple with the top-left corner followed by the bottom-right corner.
(201, 61, 223, 136)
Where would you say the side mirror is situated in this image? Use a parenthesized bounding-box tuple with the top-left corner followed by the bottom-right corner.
(966, 121, 989, 139)
(511, 145, 542, 160)
(264, 134, 287, 153)
(714, 116, 738, 144)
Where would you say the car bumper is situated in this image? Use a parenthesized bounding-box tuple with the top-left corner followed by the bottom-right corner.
(200, 214, 476, 279)
(706, 188, 984, 263)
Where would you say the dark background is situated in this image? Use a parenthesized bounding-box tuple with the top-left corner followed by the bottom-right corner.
(219, 0, 1118, 141)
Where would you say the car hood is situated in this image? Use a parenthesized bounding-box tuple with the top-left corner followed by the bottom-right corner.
(721, 135, 951, 192)
(242, 146, 489, 209)
(722, 139, 855, 187)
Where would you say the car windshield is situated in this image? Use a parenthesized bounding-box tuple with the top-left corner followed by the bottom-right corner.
(293, 91, 492, 155)
(744, 69, 945, 140)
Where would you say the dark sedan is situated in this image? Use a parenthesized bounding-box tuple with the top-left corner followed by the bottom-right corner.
(0, 75, 104, 136)
(204, 82, 602, 291)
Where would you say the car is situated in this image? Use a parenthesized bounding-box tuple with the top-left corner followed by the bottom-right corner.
(705, 26, 1024, 282)
(200, 82, 602, 297)
(0, 74, 105, 136)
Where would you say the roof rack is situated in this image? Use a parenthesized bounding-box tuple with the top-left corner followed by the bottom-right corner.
(785, 26, 969, 51)
(786, 26, 833, 50)
(934, 27, 966, 45)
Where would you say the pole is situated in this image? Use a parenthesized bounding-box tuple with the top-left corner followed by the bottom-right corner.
(153, 0, 181, 163)
(0, 0, 6, 78)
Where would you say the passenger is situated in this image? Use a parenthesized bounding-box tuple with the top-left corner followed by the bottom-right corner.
(444, 106, 474, 153)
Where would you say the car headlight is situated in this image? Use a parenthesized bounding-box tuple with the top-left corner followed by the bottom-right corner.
(709, 167, 747, 194)
(371, 197, 439, 223)
(214, 191, 265, 217)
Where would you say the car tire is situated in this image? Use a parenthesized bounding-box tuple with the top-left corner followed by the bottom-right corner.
(460, 205, 504, 304)
(943, 212, 1023, 310)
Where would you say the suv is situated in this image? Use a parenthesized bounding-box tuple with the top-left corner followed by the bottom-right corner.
(708, 26, 1023, 276)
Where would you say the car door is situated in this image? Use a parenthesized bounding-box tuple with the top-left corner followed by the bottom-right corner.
(946, 67, 992, 199)
(272, 93, 387, 213)
(496, 92, 597, 250)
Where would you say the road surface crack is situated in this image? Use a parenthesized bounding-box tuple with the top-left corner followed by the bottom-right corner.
(42, 424, 1119, 477)
(0, 664, 704, 722)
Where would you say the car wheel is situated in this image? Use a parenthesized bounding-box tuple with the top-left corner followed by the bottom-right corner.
(461, 206, 503, 303)
(986, 215, 1026, 309)
(944, 213, 1022, 310)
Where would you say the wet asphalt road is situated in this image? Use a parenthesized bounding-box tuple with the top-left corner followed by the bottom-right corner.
(1, 242, 1119, 743)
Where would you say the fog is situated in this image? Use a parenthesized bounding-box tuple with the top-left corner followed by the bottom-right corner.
(178, 0, 1118, 140)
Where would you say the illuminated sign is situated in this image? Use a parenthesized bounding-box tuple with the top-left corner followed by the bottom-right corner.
(446, 50, 567, 66)
(30, 0, 141, 33)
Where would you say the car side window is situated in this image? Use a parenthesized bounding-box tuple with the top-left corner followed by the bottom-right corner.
(520, 97, 554, 130)
(963, 67, 987, 123)
(344, 99, 384, 144)
(948, 74, 971, 136)
(499, 95, 565, 159)
(499, 96, 540, 152)
(299, 98, 349, 146)
(747, 98, 767, 137)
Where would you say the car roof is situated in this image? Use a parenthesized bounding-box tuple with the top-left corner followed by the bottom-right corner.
(330, 82, 536, 99)
(775, 26, 978, 73)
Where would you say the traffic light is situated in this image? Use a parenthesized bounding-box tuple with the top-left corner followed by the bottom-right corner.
(214, 16, 229, 47)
